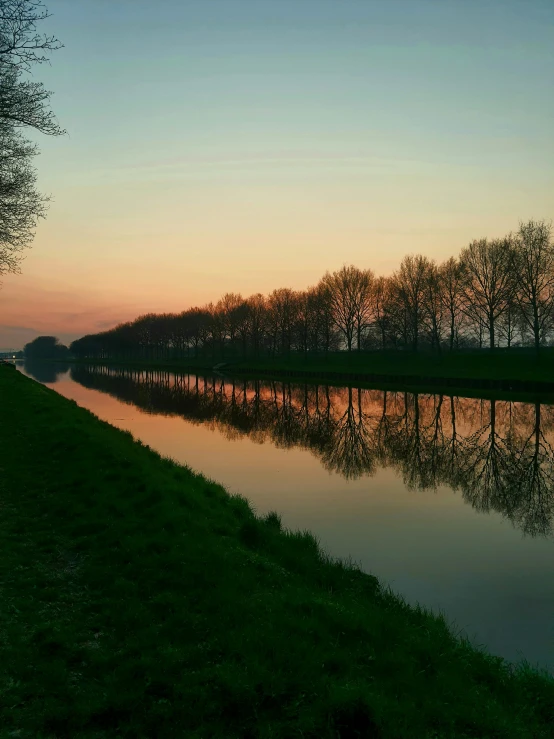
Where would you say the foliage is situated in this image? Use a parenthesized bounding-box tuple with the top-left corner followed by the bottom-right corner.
(0, 0, 64, 278)
(0, 121, 47, 276)
(23, 334, 69, 359)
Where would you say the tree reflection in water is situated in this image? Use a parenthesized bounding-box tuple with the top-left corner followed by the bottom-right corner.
(24, 360, 71, 383)
(70, 365, 554, 538)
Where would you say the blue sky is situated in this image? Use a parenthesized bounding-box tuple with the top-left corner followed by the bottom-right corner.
(1, 0, 552, 349)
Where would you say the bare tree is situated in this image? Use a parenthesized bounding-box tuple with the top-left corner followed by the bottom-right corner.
(459, 237, 514, 350)
(0, 0, 62, 70)
(0, 0, 64, 278)
(293, 289, 311, 355)
(422, 261, 444, 353)
(512, 219, 554, 357)
(215, 292, 244, 357)
(372, 276, 392, 350)
(232, 298, 251, 358)
(311, 280, 338, 354)
(392, 255, 433, 351)
(321, 265, 371, 351)
(439, 257, 465, 351)
(267, 288, 299, 357)
(185, 307, 212, 358)
(497, 291, 520, 349)
(0, 57, 63, 135)
(354, 268, 374, 351)
(0, 125, 45, 277)
(240, 294, 266, 358)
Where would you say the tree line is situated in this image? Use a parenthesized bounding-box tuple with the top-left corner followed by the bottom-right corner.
(23, 334, 69, 359)
(70, 219, 554, 361)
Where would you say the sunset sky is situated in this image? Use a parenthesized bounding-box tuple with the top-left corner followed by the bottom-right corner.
(1, 0, 552, 350)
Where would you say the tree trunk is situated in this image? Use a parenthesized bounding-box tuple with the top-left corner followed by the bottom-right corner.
(534, 306, 541, 358)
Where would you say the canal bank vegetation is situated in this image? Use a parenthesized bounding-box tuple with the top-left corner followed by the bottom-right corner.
(227, 347, 554, 388)
(57, 346, 554, 395)
(2, 366, 554, 738)
(29, 355, 554, 406)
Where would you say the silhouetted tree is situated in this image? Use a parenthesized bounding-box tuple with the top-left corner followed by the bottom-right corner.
(497, 291, 520, 349)
(0, 0, 63, 74)
(512, 219, 554, 357)
(215, 293, 244, 357)
(267, 288, 299, 357)
(321, 265, 371, 351)
(439, 257, 465, 351)
(245, 293, 267, 358)
(0, 0, 64, 278)
(353, 268, 374, 351)
(68, 220, 554, 362)
(460, 237, 514, 350)
(422, 261, 444, 353)
(24, 334, 68, 359)
(0, 124, 45, 277)
(392, 255, 433, 351)
(310, 282, 338, 354)
(371, 276, 393, 350)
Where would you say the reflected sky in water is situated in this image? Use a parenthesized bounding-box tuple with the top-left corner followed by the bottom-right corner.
(19, 362, 554, 675)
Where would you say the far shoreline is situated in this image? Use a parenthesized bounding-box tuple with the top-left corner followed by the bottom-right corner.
(23, 348, 554, 403)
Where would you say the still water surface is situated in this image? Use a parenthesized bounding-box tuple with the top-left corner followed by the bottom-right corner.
(18, 362, 554, 674)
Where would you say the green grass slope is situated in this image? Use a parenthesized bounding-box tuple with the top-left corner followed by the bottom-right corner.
(1, 365, 553, 738)
(229, 348, 554, 384)
(66, 348, 554, 393)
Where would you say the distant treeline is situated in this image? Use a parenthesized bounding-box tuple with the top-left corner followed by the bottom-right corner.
(70, 219, 554, 362)
(24, 336, 69, 360)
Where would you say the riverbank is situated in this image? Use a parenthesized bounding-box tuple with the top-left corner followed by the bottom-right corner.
(226, 348, 554, 392)
(64, 349, 554, 395)
(1, 366, 554, 738)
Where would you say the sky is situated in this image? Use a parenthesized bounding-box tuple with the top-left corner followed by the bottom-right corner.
(1, 0, 553, 350)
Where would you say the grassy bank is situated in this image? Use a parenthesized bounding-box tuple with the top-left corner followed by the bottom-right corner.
(65, 348, 554, 390)
(229, 348, 554, 384)
(1, 365, 554, 738)
(49, 360, 554, 406)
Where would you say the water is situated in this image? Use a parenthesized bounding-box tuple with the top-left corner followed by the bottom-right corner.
(18, 361, 554, 675)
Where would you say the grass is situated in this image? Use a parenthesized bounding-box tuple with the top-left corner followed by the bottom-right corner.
(229, 348, 554, 383)
(1, 363, 554, 738)
(65, 348, 554, 390)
